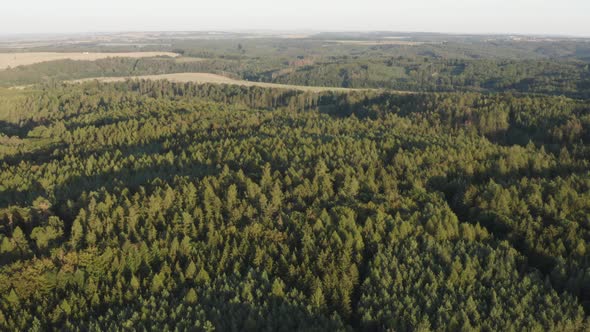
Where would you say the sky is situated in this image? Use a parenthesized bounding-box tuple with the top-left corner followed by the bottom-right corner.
(1, 0, 589, 37)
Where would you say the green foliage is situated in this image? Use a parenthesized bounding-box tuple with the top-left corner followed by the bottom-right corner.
(2, 35, 590, 98)
(0, 80, 588, 330)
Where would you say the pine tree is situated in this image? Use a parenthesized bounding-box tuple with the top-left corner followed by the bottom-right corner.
(185, 261, 197, 280)
(311, 286, 326, 309)
(151, 273, 165, 293)
(196, 267, 210, 285)
(11, 227, 30, 257)
(71, 218, 84, 248)
(271, 278, 285, 298)
(130, 275, 140, 290)
(185, 288, 198, 304)
(6, 288, 19, 305)
(0, 236, 15, 254)
(60, 299, 72, 315)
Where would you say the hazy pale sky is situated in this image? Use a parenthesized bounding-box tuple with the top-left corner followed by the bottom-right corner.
(1, 0, 589, 36)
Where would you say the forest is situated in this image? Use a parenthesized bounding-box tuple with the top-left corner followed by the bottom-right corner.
(1, 31, 590, 331)
(1, 34, 590, 98)
(0, 78, 589, 330)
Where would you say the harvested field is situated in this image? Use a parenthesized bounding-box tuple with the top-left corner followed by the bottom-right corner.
(72, 72, 388, 92)
(0, 52, 178, 70)
(174, 57, 206, 63)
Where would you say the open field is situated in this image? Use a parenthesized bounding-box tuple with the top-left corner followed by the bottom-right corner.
(325, 40, 426, 46)
(173, 57, 206, 63)
(72, 72, 392, 92)
(0, 52, 178, 70)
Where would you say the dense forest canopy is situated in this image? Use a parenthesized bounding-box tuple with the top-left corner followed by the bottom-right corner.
(0, 32, 590, 331)
(0, 79, 588, 330)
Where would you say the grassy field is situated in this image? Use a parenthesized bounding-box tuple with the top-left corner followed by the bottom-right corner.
(72, 72, 391, 92)
(0, 52, 178, 70)
(173, 57, 206, 63)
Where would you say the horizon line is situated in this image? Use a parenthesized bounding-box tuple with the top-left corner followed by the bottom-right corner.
(0, 29, 589, 40)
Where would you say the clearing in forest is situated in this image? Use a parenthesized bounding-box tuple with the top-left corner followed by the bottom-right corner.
(72, 72, 390, 92)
